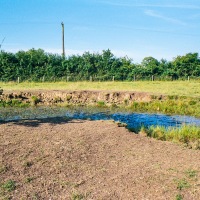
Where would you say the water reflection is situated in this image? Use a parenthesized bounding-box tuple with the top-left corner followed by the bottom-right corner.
(65, 111, 200, 129)
(0, 106, 200, 130)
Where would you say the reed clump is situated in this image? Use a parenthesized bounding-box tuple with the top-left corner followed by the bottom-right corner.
(140, 125, 200, 149)
(130, 97, 200, 117)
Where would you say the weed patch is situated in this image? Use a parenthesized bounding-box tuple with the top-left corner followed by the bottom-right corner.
(25, 177, 34, 183)
(31, 96, 40, 105)
(97, 101, 106, 107)
(185, 169, 198, 178)
(1, 180, 16, 192)
(137, 125, 200, 149)
(71, 192, 85, 200)
(176, 194, 183, 200)
(176, 178, 190, 190)
(0, 99, 29, 108)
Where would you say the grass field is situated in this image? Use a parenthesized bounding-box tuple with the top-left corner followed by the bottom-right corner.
(0, 81, 200, 97)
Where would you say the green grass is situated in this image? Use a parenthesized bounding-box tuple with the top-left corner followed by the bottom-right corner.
(129, 98, 200, 117)
(1, 180, 16, 192)
(176, 178, 191, 190)
(0, 81, 200, 97)
(185, 169, 198, 178)
(97, 101, 106, 107)
(31, 95, 40, 105)
(71, 191, 89, 200)
(176, 194, 183, 200)
(0, 99, 29, 108)
(139, 125, 200, 149)
(71, 193, 85, 200)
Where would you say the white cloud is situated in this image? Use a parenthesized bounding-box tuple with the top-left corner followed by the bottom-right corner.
(96, 0, 200, 9)
(144, 10, 186, 25)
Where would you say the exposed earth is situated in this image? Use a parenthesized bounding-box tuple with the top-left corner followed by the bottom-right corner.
(0, 118, 200, 199)
(1, 90, 164, 106)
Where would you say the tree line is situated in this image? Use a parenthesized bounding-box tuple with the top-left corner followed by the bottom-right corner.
(0, 48, 200, 82)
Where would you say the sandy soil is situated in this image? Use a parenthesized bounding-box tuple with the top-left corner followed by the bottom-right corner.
(0, 118, 200, 200)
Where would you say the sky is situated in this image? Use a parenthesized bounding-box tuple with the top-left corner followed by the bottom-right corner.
(0, 0, 200, 63)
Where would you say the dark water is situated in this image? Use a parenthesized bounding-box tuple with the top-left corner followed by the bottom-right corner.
(0, 106, 200, 130)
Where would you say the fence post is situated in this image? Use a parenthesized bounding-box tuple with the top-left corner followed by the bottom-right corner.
(17, 77, 20, 83)
(42, 76, 45, 82)
(133, 75, 136, 82)
(188, 76, 190, 81)
(112, 76, 115, 82)
(90, 76, 92, 82)
(152, 75, 154, 81)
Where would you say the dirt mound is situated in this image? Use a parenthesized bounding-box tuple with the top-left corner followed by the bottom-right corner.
(0, 119, 200, 199)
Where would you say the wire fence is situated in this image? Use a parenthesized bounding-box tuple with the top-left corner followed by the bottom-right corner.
(1, 75, 199, 83)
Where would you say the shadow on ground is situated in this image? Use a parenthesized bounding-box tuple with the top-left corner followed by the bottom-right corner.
(0, 116, 84, 127)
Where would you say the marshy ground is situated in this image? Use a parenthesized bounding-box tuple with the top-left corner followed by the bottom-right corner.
(0, 118, 200, 199)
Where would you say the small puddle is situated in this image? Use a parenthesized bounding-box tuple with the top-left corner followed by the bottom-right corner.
(0, 106, 200, 130)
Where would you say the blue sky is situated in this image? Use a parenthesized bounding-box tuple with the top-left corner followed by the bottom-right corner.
(0, 0, 200, 62)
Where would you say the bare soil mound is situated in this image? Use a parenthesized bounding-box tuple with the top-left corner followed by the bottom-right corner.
(1, 89, 162, 106)
(0, 119, 200, 199)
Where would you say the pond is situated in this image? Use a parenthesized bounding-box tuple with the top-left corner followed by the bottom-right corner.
(0, 106, 200, 130)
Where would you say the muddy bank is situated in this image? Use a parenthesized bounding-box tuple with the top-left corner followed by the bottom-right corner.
(0, 90, 164, 106)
